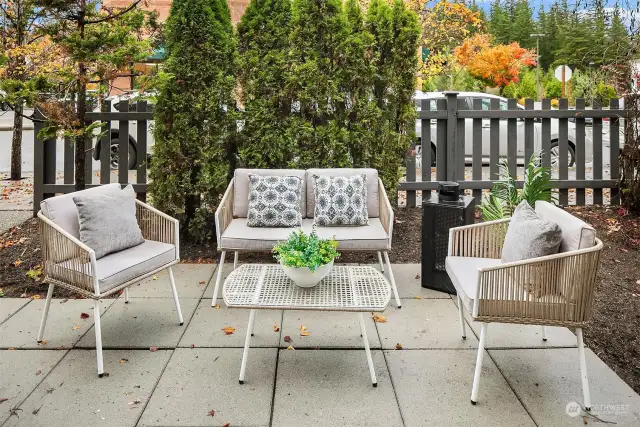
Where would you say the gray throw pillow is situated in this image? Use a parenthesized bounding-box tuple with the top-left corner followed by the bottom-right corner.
(247, 175, 303, 227)
(313, 174, 368, 226)
(502, 200, 562, 263)
(73, 185, 144, 259)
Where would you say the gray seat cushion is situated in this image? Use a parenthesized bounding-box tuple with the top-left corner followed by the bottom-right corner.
(445, 256, 503, 313)
(535, 201, 596, 252)
(233, 169, 306, 218)
(220, 218, 390, 251)
(95, 240, 176, 293)
(40, 183, 122, 238)
(306, 168, 379, 218)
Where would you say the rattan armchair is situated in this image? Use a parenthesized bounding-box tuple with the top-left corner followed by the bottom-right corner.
(445, 209, 603, 409)
(37, 186, 183, 377)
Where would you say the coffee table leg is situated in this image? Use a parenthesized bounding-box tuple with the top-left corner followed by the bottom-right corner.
(359, 312, 377, 387)
(239, 309, 256, 384)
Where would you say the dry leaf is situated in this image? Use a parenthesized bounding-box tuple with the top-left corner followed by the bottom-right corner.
(31, 294, 41, 300)
(149, 346, 159, 352)
(80, 313, 90, 319)
(215, 304, 220, 309)
(300, 331, 310, 337)
(12, 259, 22, 267)
(119, 358, 129, 364)
(415, 274, 420, 279)
(152, 275, 158, 280)
(8, 347, 16, 350)
(273, 324, 280, 332)
(207, 410, 215, 417)
(286, 345, 295, 350)
(35, 369, 41, 376)
(299, 325, 307, 332)
(37, 341, 47, 346)
(222, 326, 235, 335)
(198, 280, 205, 284)
(283, 335, 292, 343)
(222, 423, 230, 427)
(372, 313, 387, 323)
(128, 399, 142, 405)
(72, 325, 81, 331)
(414, 296, 423, 299)
(395, 343, 403, 350)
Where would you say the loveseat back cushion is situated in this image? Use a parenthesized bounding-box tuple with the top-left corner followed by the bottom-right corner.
(40, 183, 122, 239)
(306, 168, 379, 218)
(247, 174, 303, 227)
(535, 201, 596, 252)
(233, 169, 306, 218)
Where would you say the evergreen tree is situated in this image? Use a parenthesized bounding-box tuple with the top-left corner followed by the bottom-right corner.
(366, 0, 420, 192)
(236, 0, 293, 168)
(512, 0, 534, 48)
(150, 0, 236, 241)
(288, 0, 350, 168)
(488, 0, 511, 44)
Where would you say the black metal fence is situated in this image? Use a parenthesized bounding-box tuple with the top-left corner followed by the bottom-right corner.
(33, 100, 152, 215)
(402, 92, 626, 207)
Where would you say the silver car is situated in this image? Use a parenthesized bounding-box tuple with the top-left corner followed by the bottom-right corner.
(415, 91, 593, 167)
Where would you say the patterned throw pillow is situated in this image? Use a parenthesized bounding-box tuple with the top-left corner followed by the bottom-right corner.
(313, 174, 368, 226)
(247, 175, 303, 227)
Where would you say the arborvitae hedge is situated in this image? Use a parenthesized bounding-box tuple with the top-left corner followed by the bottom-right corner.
(149, 0, 236, 241)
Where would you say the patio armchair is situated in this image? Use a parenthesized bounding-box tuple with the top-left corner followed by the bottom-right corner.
(445, 201, 603, 409)
(36, 184, 184, 377)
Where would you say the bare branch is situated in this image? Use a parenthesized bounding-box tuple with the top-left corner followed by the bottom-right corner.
(84, 0, 142, 25)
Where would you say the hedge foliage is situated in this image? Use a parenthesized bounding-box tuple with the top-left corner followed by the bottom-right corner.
(153, 0, 419, 240)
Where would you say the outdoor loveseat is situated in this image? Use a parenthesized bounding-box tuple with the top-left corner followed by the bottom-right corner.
(212, 168, 401, 308)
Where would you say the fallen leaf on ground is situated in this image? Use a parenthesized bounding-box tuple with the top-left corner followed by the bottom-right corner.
(222, 326, 235, 335)
(35, 370, 41, 376)
(372, 313, 387, 323)
(198, 280, 205, 284)
(31, 294, 41, 299)
(72, 325, 81, 331)
(283, 335, 292, 343)
(191, 344, 196, 348)
(415, 274, 420, 279)
(119, 358, 128, 364)
(287, 345, 295, 350)
(222, 423, 230, 427)
(215, 304, 220, 309)
(299, 325, 307, 332)
(208, 409, 215, 417)
(414, 296, 423, 299)
(128, 399, 141, 405)
(273, 324, 279, 332)
(149, 346, 158, 352)
(0, 398, 8, 404)
(8, 347, 16, 350)
(80, 313, 90, 319)
(153, 275, 158, 280)
(37, 341, 46, 346)
(12, 259, 22, 267)
(300, 331, 310, 336)
(395, 343, 403, 350)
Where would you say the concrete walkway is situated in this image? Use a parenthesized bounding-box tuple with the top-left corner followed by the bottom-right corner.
(0, 263, 638, 427)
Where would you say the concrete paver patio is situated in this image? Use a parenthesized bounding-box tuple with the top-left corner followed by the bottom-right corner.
(1, 263, 639, 427)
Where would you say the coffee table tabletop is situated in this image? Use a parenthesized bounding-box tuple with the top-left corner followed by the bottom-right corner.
(223, 264, 391, 312)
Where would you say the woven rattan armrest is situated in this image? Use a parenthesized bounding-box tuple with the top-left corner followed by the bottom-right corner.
(448, 218, 511, 259)
(135, 199, 180, 258)
(38, 211, 98, 296)
(378, 178, 394, 245)
(472, 239, 603, 326)
(215, 179, 234, 248)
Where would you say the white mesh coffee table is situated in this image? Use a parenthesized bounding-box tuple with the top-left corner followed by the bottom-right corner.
(223, 264, 391, 386)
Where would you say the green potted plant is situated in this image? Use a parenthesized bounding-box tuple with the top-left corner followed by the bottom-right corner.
(273, 227, 340, 288)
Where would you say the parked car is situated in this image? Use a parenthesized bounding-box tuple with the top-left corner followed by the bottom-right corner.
(414, 91, 593, 168)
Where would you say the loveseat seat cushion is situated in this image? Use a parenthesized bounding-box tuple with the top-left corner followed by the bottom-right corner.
(233, 169, 306, 218)
(220, 218, 390, 251)
(95, 240, 176, 293)
(306, 169, 379, 218)
(40, 183, 122, 239)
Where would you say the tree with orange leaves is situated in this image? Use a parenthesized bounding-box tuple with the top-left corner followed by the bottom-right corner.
(454, 33, 536, 88)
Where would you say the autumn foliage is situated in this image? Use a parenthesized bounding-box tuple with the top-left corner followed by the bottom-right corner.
(454, 34, 536, 88)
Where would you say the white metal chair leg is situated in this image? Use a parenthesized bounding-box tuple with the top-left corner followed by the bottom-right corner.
(168, 267, 184, 325)
(233, 251, 239, 270)
(37, 283, 55, 342)
(124, 288, 129, 304)
(576, 328, 592, 410)
(94, 300, 105, 377)
(377, 251, 384, 273)
(211, 251, 226, 306)
(359, 312, 377, 386)
(382, 252, 401, 308)
(541, 325, 547, 341)
(471, 323, 488, 405)
(239, 309, 256, 384)
(457, 295, 466, 339)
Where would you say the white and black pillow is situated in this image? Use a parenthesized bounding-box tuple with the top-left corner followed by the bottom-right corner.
(313, 174, 368, 226)
(247, 175, 303, 227)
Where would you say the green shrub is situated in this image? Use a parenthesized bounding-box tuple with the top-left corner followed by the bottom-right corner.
(544, 78, 562, 99)
(273, 228, 340, 271)
(501, 82, 518, 99)
(150, 0, 236, 241)
(594, 82, 617, 107)
(517, 69, 537, 99)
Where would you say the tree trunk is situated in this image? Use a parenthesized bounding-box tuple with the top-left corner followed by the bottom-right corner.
(10, 102, 23, 180)
(75, 12, 87, 191)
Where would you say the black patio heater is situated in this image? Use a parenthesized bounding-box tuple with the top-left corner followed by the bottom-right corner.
(421, 182, 475, 294)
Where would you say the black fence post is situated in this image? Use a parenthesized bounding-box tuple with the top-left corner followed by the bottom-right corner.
(444, 91, 458, 182)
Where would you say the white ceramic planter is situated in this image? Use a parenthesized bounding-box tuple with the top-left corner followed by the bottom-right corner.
(281, 259, 334, 288)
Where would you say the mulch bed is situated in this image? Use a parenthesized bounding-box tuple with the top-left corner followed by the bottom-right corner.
(1, 205, 638, 394)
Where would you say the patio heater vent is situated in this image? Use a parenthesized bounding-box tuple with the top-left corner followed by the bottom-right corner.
(421, 183, 475, 294)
